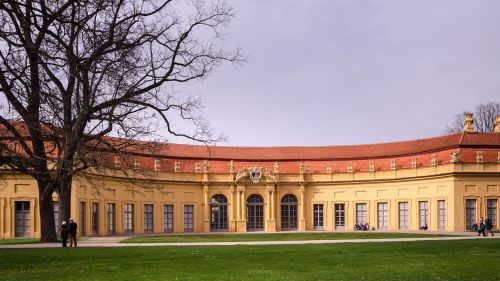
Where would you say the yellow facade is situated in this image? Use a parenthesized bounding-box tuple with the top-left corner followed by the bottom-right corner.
(1, 161, 499, 238)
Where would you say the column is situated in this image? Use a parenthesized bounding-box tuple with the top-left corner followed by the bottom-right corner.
(266, 185, 276, 232)
(236, 188, 241, 221)
(203, 185, 209, 232)
(299, 184, 306, 231)
(236, 185, 246, 232)
(229, 185, 236, 232)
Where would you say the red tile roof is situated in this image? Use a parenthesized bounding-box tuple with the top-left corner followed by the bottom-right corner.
(158, 132, 500, 161)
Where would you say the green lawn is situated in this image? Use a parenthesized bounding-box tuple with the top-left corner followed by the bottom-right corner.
(0, 238, 39, 245)
(123, 232, 459, 243)
(0, 239, 498, 280)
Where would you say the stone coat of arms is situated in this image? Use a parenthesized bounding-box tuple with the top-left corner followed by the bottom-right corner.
(249, 167, 262, 183)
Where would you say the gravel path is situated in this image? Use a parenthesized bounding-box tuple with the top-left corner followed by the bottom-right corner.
(0, 233, 497, 249)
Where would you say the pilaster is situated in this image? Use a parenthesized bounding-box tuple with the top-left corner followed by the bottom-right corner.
(299, 184, 306, 231)
(202, 185, 210, 232)
(229, 185, 236, 231)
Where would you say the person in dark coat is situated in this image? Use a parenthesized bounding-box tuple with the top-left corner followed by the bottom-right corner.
(60, 221, 69, 247)
(69, 218, 78, 247)
(485, 217, 495, 237)
(477, 217, 486, 237)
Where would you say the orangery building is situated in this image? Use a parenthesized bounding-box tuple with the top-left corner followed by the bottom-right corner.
(1, 115, 500, 238)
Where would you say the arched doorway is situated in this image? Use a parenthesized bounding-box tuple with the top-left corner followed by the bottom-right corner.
(210, 194, 228, 231)
(281, 194, 298, 230)
(246, 194, 264, 231)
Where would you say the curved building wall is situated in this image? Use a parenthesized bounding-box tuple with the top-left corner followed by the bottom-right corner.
(1, 132, 499, 238)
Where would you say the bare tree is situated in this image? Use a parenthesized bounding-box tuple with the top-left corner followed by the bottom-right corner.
(446, 102, 500, 133)
(0, 0, 242, 241)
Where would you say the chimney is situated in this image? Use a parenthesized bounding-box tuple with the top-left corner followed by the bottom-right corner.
(463, 112, 475, 133)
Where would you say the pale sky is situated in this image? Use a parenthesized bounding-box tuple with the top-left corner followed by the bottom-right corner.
(175, 0, 500, 146)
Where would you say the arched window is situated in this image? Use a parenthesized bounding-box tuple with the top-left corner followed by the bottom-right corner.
(210, 194, 228, 231)
(246, 194, 264, 231)
(281, 194, 298, 230)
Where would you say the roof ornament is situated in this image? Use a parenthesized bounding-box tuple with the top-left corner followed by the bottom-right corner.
(174, 161, 181, 172)
(154, 159, 161, 171)
(347, 162, 353, 173)
(411, 157, 417, 169)
(299, 162, 305, 174)
(476, 151, 484, 163)
(195, 162, 201, 173)
(273, 161, 279, 174)
(450, 152, 460, 163)
(114, 156, 121, 168)
(497, 151, 500, 163)
(495, 115, 500, 133)
(203, 160, 209, 173)
(133, 159, 140, 169)
(369, 161, 375, 172)
(431, 154, 437, 166)
(390, 159, 397, 170)
(229, 160, 235, 174)
(325, 164, 332, 174)
(463, 112, 475, 133)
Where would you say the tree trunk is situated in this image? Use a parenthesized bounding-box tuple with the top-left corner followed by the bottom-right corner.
(38, 180, 57, 242)
(57, 174, 73, 228)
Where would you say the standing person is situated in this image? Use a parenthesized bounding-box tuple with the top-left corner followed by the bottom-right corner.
(69, 218, 78, 247)
(477, 217, 486, 237)
(485, 217, 495, 237)
(60, 221, 69, 247)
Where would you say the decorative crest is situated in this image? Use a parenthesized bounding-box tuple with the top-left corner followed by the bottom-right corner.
(249, 167, 262, 183)
(450, 152, 460, 163)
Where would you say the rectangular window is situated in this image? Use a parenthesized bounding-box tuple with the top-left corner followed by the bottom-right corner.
(164, 204, 174, 233)
(80, 202, 86, 236)
(487, 199, 497, 229)
(184, 205, 194, 232)
(356, 203, 367, 224)
(399, 202, 409, 230)
(106, 203, 116, 235)
(53, 201, 59, 235)
(124, 204, 134, 234)
(313, 204, 324, 230)
(92, 202, 99, 235)
(144, 204, 154, 233)
(465, 199, 476, 230)
(438, 200, 446, 230)
(334, 204, 345, 229)
(377, 202, 388, 230)
(419, 201, 429, 229)
(15, 201, 30, 237)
